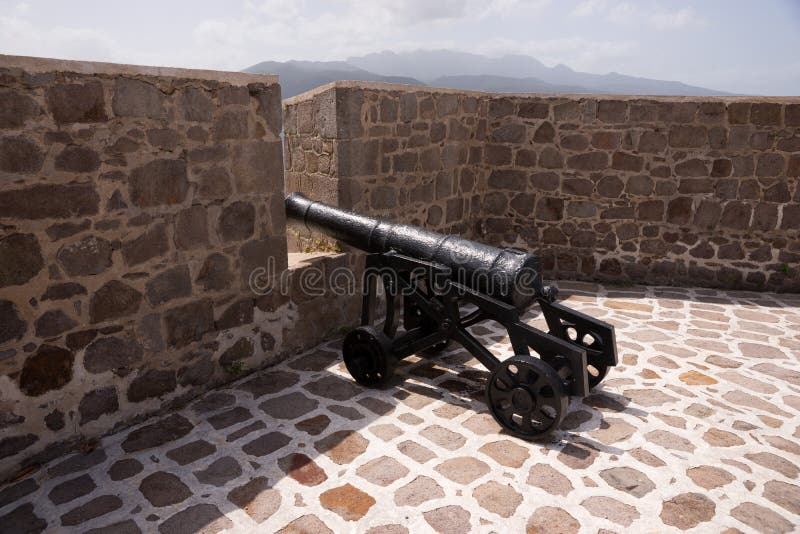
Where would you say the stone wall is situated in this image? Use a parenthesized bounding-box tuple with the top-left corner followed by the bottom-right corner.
(284, 81, 800, 291)
(0, 56, 360, 483)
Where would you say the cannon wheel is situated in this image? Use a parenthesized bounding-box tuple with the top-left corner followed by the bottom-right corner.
(549, 326, 609, 389)
(486, 355, 566, 440)
(343, 326, 395, 387)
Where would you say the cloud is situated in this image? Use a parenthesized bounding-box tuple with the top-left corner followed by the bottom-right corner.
(571, 1, 705, 30)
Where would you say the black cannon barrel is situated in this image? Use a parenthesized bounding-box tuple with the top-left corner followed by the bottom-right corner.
(285, 193, 544, 308)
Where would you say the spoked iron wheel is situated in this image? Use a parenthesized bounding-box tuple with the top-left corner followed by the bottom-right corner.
(342, 326, 395, 387)
(486, 355, 567, 440)
(551, 323, 609, 389)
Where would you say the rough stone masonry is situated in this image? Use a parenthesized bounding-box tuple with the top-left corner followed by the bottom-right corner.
(284, 81, 800, 291)
(0, 56, 363, 483)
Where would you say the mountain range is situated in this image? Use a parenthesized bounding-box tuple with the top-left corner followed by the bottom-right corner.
(244, 49, 730, 98)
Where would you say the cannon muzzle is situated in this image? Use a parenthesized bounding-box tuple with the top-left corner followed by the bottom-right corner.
(285, 192, 544, 308)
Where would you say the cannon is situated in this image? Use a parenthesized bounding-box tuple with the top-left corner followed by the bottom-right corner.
(285, 193, 618, 439)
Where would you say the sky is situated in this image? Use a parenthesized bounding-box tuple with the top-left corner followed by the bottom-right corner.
(0, 0, 798, 95)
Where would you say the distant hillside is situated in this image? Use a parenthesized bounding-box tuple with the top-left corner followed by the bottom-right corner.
(430, 74, 591, 94)
(347, 50, 732, 97)
(244, 60, 424, 98)
(245, 50, 732, 98)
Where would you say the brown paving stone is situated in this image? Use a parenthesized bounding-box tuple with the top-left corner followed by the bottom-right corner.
(108, 458, 143, 480)
(238, 370, 299, 398)
(259, 392, 319, 419)
(370, 423, 403, 441)
(295, 414, 331, 435)
(315, 430, 369, 465)
(763, 480, 800, 515)
(646, 429, 696, 452)
(194, 456, 242, 487)
(365, 525, 408, 534)
(226, 420, 266, 442)
(679, 370, 718, 385)
(48, 473, 96, 505)
(730, 502, 794, 534)
(473, 480, 523, 518)
(84, 519, 142, 534)
(328, 404, 365, 420)
(304, 375, 362, 401)
(192, 392, 236, 413)
(0, 478, 38, 509)
(419, 424, 467, 450)
(590, 417, 636, 443)
(357, 455, 409, 486)
(599, 467, 655, 497)
(394, 475, 444, 506)
(276, 514, 333, 534)
(744, 452, 800, 478)
(463, 413, 502, 435)
(557, 441, 599, 469)
(435, 456, 490, 484)
(397, 439, 436, 463)
(526, 506, 580, 534)
(358, 396, 394, 415)
(686, 465, 735, 489)
(206, 406, 252, 429)
(581, 496, 640, 527)
(660, 492, 716, 530)
(423, 505, 471, 534)
(279, 453, 328, 486)
(703, 428, 746, 447)
(397, 412, 423, 425)
(139, 472, 192, 507)
(0, 503, 47, 534)
(158, 504, 232, 534)
(166, 439, 216, 465)
(765, 435, 800, 456)
(61, 495, 123, 526)
(121, 414, 193, 453)
(478, 439, 530, 468)
(319, 483, 376, 521)
(527, 463, 574, 496)
(227, 476, 281, 523)
(623, 388, 678, 406)
(242, 431, 291, 457)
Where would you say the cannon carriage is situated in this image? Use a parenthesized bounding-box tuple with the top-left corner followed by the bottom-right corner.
(286, 193, 618, 440)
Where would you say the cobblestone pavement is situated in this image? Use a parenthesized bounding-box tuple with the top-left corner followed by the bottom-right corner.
(2, 282, 800, 534)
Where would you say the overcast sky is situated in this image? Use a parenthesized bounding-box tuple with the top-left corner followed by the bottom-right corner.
(0, 0, 798, 95)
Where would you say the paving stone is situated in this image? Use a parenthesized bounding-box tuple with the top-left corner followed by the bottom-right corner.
(192, 392, 236, 414)
(397, 439, 436, 463)
(304, 375, 362, 401)
(744, 452, 800, 478)
(227, 476, 281, 523)
(259, 392, 318, 419)
(434, 457, 490, 484)
(276, 514, 333, 534)
(581, 496, 640, 527)
(356, 456, 409, 486)
(227, 420, 266, 442)
(207, 407, 252, 430)
(423, 505, 471, 534)
(599, 467, 655, 497)
(526, 506, 580, 534)
(319, 483, 376, 521)
(238, 370, 299, 398)
(108, 458, 143, 480)
(61, 495, 122, 526)
(0, 503, 47, 534)
(48, 448, 107, 477)
(194, 456, 242, 486)
(242, 431, 291, 457)
(645, 430, 696, 452)
(48, 473, 95, 504)
(166, 440, 216, 465)
(139, 472, 192, 507)
(763, 480, 800, 515)
(660, 492, 715, 530)
(394, 475, 444, 506)
(328, 405, 365, 420)
(0, 478, 38, 509)
(370, 423, 403, 441)
(84, 519, 142, 534)
(473, 480, 522, 518)
(295, 414, 331, 435)
(730, 502, 794, 534)
(158, 504, 232, 534)
(278, 453, 327, 486)
(478, 439, 530, 468)
(315, 430, 369, 465)
(121, 414, 193, 453)
(703, 428, 746, 447)
(686, 465, 735, 489)
(527, 463, 574, 496)
(419, 424, 466, 451)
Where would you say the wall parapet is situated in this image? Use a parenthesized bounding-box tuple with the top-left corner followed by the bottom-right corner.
(283, 81, 800, 291)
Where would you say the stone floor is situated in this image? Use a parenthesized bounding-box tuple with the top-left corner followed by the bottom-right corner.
(1, 282, 800, 534)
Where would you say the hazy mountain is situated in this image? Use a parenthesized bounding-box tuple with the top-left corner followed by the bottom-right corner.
(430, 75, 591, 94)
(347, 50, 731, 96)
(244, 60, 424, 98)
